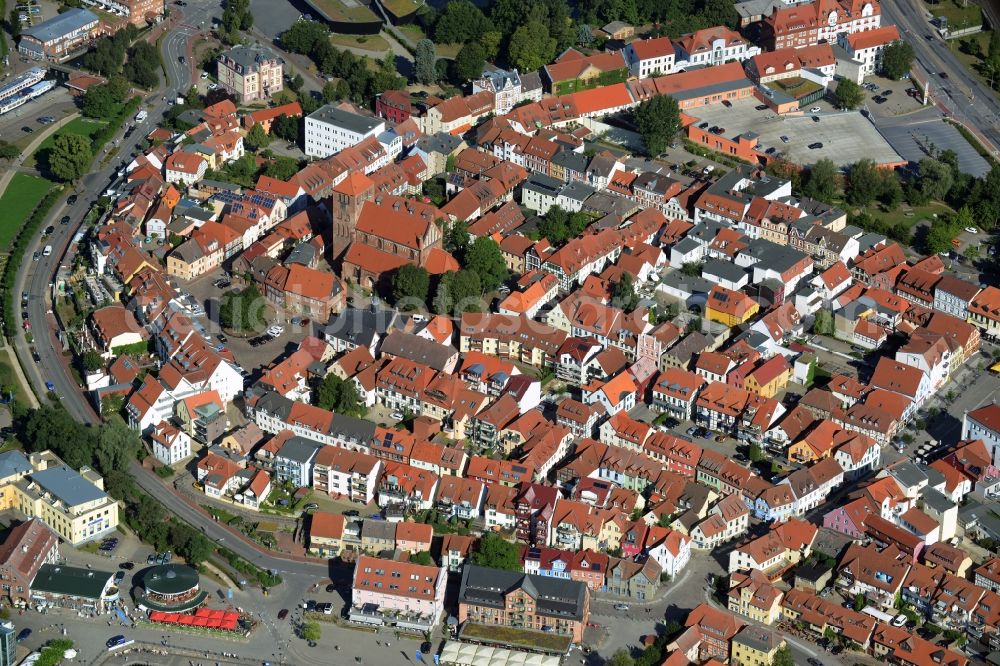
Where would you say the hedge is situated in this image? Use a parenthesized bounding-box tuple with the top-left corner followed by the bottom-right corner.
(92, 96, 143, 155)
(1, 186, 63, 338)
(217, 547, 283, 588)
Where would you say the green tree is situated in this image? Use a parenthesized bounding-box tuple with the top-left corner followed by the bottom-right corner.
(21, 406, 96, 470)
(679, 262, 703, 277)
(455, 41, 487, 82)
(301, 620, 321, 643)
(748, 442, 764, 463)
(245, 123, 271, 151)
(607, 649, 634, 666)
(463, 237, 508, 292)
(321, 80, 339, 103)
(925, 216, 960, 254)
(222, 0, 253, 35)
(434, 270, 482, 315)
(470, 532, 520, 570)
(281, 21, 329, 54)
(612, 273, 639, 312)
(391, 264, 431, 307)
(834, 78, 864, 110)
(410, 551, 434, 565)
(434, 0, 488, 44)
(989, 29, 1000, 62)
(82, 84, 116, 118)
(9, 8, 22, 39)
(264, 156, 300, 181)
(443, 220, 469, 255)
(313, 374, 365, 417)
(813, 309, 834, 336)
(415, 39, 437, 84)
(95, 416, 143, 477)
(218, 284, 265, 332)
(124, 41, 161, 89)
(853, 592, 866, 611)
(0, 142, 20, 161)
(287, 72, 304, 92)
(772, 646, 794, 666)
(48, 134, 92, 182)
(802, 158, 838, 203)
(81, 350, 104, 372)
(507, 21, 557, 72)
(634, 95, 681, 156)
(881, 40, 915, 80)
(847, 158, 882, 206)
(272, 115, 299, 143)
(480, 31, 502, 60)
(917, 158, 954, 201)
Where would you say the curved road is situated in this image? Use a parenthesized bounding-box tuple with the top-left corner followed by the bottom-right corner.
(885, 0, 1000, 154)
(11, 0, 327, 580)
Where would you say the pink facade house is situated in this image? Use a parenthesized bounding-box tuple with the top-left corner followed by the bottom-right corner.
(350, 555, 446, 631)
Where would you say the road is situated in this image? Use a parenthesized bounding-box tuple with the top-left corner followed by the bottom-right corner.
(884, 0, 1000, 156)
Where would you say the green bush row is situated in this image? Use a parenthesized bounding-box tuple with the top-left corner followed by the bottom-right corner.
(1, 186, 64, 339)
(218, 547, 283, 588)
(92, 96, 143, 155)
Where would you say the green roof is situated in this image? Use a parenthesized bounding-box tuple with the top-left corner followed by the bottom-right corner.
(31, 564, 113, 599)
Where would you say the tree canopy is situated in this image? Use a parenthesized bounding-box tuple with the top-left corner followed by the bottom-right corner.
(391, 264, 431, 308)
(537, 206, 591, 245)
(434, 0, 489, 44)
(48, 134, 92, 182)
(635, 95, 681, 156)
(455, 41, 487, 82)
(463, 237, 508, 292)
(802, 158, 839, 203)
(415, 39, 437, 85)
(434, 270, 482, 315)
(881, 40, 915, 80)
(218, 284, 265, 332)
(470, 532, 520, 570)
(508, 21, 557, 72)
(612, 273, 639, 313)
(834, 78, 864, 110)
(314, 374, 365, 418)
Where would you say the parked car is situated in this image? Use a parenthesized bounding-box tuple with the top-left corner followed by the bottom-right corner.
(119, 562, 134, 570)
(721, 99, 732, 107)
(114, 571, 125, 584)
(965, 226, 978, 234)
(67, 195, 78, 206)
(390, 411, 404, 421)
(303, 503, 319, 511)
(278, 608, 289, 620)
(811, 115, 820, 122)
(808, 142, 824, 149)
(939, 71, 949, 79)
(809, 106, 821, 112)
(780, 135, 790, 143)
(21, 126, 33, 133)
(344, 509, 360, 517)
(106, 635, 127, 648)
(16, 629, 31, 642)
(698, 121, 709, 129)
(613, 603, 630, 611)
(60, 215, 71, 225)
(686, 426, 699, 437)
(325, 584, 337, 593)
(754, 104, 768, 110)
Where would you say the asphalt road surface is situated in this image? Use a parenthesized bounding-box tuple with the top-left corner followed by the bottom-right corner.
(884, 0, 1000, 156)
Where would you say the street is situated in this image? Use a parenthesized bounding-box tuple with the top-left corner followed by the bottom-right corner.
(884, 0, 1000, 156)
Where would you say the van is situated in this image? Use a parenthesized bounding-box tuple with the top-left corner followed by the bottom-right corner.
(42, 245, 52, 257)
(134, 109, 147, 123)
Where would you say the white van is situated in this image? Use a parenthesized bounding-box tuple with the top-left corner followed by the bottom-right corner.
(42, 245, 52, 257)
(134, 109, 147, 123)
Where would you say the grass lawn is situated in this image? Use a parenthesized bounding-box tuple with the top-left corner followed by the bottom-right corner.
(381, 0, 421, 17)
(460, 622, 572, 653)
(26, 117, 108, 169)
(397, 24, 426, 42)
(947, 31, 1000, 100)
(436, 42, 462, 59)
(307, 0, 378, 22)
(878, 200, 955, 229)
(329, 32, 390, 53)
(924, 0, 983, 29)
(0, 353, 28, 406)
(770, 76, 822, 99)
(0, 173, 54, 249)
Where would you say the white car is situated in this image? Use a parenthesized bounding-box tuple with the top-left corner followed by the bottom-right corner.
(965, 226, 978, 234)
(809, 106, 821, 112)
(390, 411, 404, 421)
(613, 603, 630, 611)
(891, 614, 907, 627)
(200, 71, 208, 79)
(267, 325, 284, 336)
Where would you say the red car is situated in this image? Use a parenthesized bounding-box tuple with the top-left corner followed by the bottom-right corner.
(278, 609, 289, 620)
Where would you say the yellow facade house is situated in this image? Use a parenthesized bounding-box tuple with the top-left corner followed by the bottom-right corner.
(0, 450, 118, 546)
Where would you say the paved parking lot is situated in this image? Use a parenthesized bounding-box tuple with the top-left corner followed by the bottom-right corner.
(688, 97, 902, 168)
(873, 109, 991, 177)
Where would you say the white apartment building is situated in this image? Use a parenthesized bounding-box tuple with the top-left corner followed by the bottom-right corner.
(304, 104, 386, 159)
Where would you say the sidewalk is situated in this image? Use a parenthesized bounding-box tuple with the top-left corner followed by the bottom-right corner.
(3, 347, 38, 408)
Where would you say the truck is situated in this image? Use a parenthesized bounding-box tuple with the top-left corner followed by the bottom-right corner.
(134, 109, 147, 123)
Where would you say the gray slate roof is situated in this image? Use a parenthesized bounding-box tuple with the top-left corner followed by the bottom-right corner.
(22, 8, 97, 44)
(459, 565, 587, 621)
(379, 331, 456, 372)
(30, 466, 107, 506)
